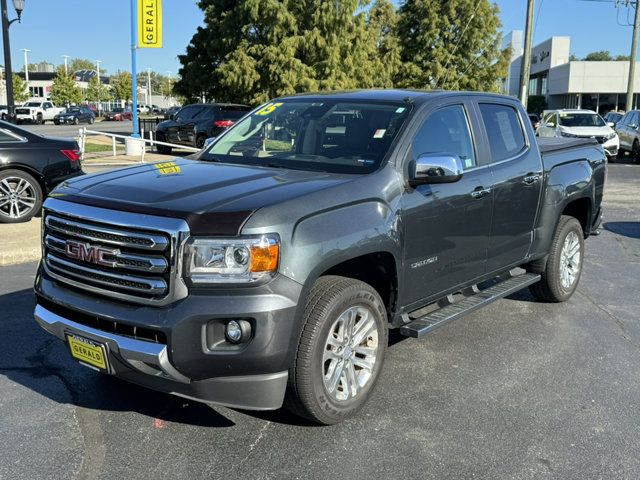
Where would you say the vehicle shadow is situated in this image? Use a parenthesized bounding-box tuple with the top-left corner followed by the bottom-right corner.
(604, 221, 640, 239)
(0, 288, 235, 428)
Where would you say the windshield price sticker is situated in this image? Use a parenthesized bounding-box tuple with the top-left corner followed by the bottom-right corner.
(256, 102, 283, 116)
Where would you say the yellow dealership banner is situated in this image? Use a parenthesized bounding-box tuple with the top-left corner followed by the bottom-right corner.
(138, 0, 163, 48)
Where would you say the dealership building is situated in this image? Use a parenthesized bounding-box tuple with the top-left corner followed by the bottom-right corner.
(503, 30, 640, 113)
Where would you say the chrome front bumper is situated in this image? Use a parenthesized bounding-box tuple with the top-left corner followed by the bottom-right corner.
(34, 304, 190, 383)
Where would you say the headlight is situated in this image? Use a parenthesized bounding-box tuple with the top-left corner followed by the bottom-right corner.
(605, 132, 617, 140)
(560, 131, 580, 138)
(185, 235, 279, 284)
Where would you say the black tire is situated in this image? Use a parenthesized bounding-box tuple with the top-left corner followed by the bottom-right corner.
(285, 276, 388, 425)
(72, 117, 79, 125)
(36, 114, 43, 125)
(1, 113, 6, 121)
(155, 134, 172, 154)
(632, 140, 640, 161)
(529, 215, 584, 302)
(608, 155, 617, 163)
(0, 169, 43, 223)
(196, 134, 207, 149)
(89, 116, 95, 124)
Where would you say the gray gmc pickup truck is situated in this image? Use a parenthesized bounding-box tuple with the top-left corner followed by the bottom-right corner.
(34, 90, 606, 424)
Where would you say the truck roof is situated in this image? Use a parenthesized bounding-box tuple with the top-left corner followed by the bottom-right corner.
(277, 89, 517, 105)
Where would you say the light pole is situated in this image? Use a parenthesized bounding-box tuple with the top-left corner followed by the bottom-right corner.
(20, 47, 29, 82)
(146, 67, 152, 108)
(61, 54, 69, 74)
(1, 0, 26, 123)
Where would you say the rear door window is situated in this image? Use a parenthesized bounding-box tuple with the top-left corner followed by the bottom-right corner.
(479, 103, 527, 162)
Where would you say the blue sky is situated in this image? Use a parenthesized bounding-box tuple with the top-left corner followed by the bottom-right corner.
(4, 0, 639, 76)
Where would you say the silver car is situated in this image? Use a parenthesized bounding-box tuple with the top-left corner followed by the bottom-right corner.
(614, 110, 640, 161)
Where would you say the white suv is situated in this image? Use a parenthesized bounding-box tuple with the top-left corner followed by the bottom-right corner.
(537, 109, 619, 160)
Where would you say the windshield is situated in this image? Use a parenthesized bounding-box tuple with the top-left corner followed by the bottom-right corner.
(112, 108, 124, 113)
(65, 108, 80, 113)
(201, 99, 411, 174)
(25, 102, 42, 107)
(559, 113, 605, 127)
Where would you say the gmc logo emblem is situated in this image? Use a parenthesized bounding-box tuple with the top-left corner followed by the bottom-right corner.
(64, 240, 118, 268)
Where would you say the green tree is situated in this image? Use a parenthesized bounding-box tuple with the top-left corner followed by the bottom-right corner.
(176, 0, 392, 104)
(67, 58, 97, 74)
(49, 68, 83, 106)
(583, 50, 612, 61)
(615, 54, 631, 61)
(367, 0, 402, 88)
(110, 71, 133, 104)
(394, 0, 509, 92)
(86, 75, 110, 104)
(12, 74, 30, 104)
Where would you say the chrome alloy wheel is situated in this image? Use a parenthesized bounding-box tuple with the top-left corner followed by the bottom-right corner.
(0, 176, 38, 219)
(560, 231, 581, 290)
(322, 305, 379, 402)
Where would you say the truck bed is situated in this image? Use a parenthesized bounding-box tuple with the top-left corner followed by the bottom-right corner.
(537, 137, 597, 154)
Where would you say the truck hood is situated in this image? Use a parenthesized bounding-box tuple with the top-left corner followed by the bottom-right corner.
(52, 158, 356, 235)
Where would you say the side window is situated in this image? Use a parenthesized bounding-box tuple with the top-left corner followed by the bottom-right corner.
(479, 103, 527, 162)
(175, 106, 193, 122)
(630, 112, 639, 127)
(412, 105, 476, 170)
(193, 106, 215, 119)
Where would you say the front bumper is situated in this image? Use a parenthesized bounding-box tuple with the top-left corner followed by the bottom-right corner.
(34, 267, 305, 410)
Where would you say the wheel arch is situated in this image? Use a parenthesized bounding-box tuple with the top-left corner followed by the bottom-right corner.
(0, 164, 47, 195)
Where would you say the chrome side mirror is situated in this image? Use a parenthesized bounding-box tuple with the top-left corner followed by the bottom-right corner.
(607, 122, 615, 127)
(409, 154, 464, 187)
(545, 121, 555, 128)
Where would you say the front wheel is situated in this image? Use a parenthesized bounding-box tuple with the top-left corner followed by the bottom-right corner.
(285, 276, 388, 425)
(529, 215, 584, 302)
(72, 117, 79, 125)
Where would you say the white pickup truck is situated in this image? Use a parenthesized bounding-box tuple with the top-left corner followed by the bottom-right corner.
(16, 101, 65, 124)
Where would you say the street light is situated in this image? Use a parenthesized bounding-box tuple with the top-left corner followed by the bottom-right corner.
(1, 0, 26, 122)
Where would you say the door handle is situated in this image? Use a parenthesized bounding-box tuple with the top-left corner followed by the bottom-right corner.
(470, 187, 491, 199)
(523, 174, 541, 185)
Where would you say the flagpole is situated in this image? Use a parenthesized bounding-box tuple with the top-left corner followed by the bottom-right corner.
(130, 0, 139, 137)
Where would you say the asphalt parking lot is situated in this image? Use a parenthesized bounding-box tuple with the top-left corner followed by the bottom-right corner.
(20, 120, 136, 138)
(0, 159, 639, 480)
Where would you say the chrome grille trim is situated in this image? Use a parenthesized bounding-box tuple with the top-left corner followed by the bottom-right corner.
(46, 254, 167, 294)
(45, 234, 169, 273)
(42, 198, 190, 307)
(45, 214, 169, 251)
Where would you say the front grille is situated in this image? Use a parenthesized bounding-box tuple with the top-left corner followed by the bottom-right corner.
(37, 296, 167, 344)
(43, 210, 173, 302)
(594, 136, 607, 144)
(15, 108, 30, 115)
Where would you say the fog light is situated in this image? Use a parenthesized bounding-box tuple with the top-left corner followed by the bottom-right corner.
(225, 319, 251, 344)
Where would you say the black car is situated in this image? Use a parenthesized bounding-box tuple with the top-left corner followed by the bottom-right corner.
(54, 107, 96, 125)
(155, 103, 251, 152)
(163, 105, 180, 120)
(0, 121, 83, 223)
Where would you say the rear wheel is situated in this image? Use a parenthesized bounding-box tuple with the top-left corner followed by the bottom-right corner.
(0, 170, 43, 223)
(196, 134, 207, 149)
(529, 215, 584, 302)
(632, 140, 640, 162)
(285, 276, 388, 425)
(155, 133, 172, 154)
